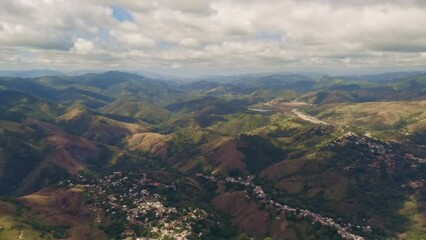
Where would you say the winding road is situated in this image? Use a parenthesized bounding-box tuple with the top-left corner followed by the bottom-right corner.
(250, 100, 329, 125)
(291, 109, 329, 125)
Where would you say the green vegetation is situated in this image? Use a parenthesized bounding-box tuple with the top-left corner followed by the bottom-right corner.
(101, 99, 171, 124)
(0, 200, 70, 240)
(24, 216, 70, 239)
(0, 71, 425, 239)
(0, 131, 42, 196)
(398, 195, 426, 240)
(237, 134, 286, 173)
(209, 113, 271, 136)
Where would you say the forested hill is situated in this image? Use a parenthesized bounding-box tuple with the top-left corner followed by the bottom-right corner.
(0, 71, 424, 239)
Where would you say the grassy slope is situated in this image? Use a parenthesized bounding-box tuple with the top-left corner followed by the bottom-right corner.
(0, 72, 425, 239)
(397, 194, 426, 239)
(313, 100, 426, 141)
(101, 99, 171, 124)
(0, 187, 108, 240)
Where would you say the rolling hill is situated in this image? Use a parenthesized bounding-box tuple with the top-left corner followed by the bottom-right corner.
(0, 71, 424, 239)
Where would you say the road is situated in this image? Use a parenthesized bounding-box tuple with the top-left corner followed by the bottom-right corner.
(291, 109, 329, 125)
(252, 100, 329, 125)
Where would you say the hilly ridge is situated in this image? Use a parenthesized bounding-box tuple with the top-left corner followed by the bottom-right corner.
(0, 71, 424, 239)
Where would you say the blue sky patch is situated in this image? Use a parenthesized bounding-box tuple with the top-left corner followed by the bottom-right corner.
(112, 6, 133, 22)
(256, 32, 283, 41)
(157, 41, 177, 50)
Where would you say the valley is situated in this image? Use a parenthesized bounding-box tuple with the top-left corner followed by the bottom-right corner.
(0, 71, 425, 239)
(2, 0, 426, 239)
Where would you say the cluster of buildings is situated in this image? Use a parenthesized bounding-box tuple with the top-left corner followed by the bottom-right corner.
(330, 131, 425, 176)
(331, 132, 388, 155)
(329, 132, 402, 173)
(197, 174, 367, 240)
(69, 171, 206, 240)
(404, 153, 426, 165)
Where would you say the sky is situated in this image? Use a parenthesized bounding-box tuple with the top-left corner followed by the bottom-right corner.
(1, 0, 426, 77)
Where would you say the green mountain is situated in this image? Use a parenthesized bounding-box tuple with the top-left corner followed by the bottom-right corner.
(0, 71, 425, 240)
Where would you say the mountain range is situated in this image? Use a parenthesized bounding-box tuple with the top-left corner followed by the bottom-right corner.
(0, 70, 425, 240)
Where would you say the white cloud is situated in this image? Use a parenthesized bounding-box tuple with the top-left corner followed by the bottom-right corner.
(1, 0, 426, 75)
(162, 0, 214, 16)
(110, 30, 156, 49)
(179, 38, 200, 48)
(71, 38, 95, 55)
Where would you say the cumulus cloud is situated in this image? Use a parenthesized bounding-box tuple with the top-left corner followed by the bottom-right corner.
(1, 0, 426, 75)
(71, 38, 96, 55)
(162, 0, 214, 16)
